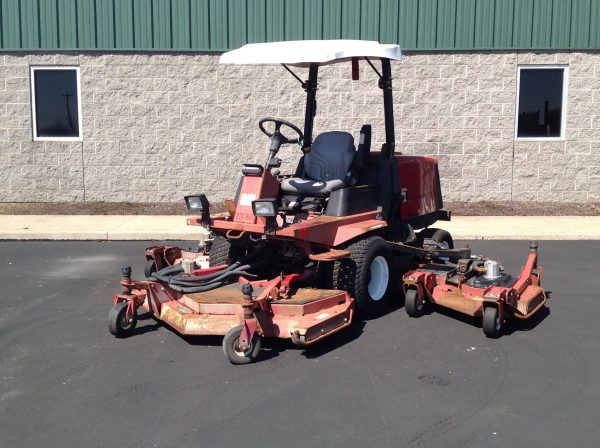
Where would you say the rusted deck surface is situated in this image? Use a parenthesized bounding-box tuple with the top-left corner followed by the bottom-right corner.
(185, 284, 340, 305)
(185, 284, 261, 304)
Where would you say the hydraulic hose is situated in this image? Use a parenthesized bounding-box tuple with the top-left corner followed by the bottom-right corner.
(149, 251, 265, 294)
(151, 260, 242, 284)
(156, 263, 183, 276)
(167, 281, 228, 293)
(166, 268, 259, 287)
(151, 251, 260, 283)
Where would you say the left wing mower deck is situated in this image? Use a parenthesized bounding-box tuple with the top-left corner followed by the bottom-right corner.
(109, 251, 353, 364)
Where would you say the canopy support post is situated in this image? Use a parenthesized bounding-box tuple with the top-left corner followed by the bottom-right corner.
(380, 58, 395, 159)
(302, 63, 319, 153)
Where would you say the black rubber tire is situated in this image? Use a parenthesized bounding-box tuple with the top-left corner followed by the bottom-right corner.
(418, 228, 454, 249)
(482, 306, 503, 338)
(222, 325, 262, 365)
(405, 288, 425, 317)
(208, 234, 243, 267)
(144, 259, 157, 278)
(108, 302, 137, 338)
(325, 235, 395, 316)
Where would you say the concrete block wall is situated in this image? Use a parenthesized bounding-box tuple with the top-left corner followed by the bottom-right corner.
(0, 50, 598, 203)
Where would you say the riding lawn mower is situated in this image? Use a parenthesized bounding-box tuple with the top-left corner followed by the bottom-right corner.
(108, 40, 547, 364)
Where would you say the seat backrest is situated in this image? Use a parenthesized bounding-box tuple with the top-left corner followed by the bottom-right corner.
(304, 131, 355, 182)
(353, 124, 371, 171)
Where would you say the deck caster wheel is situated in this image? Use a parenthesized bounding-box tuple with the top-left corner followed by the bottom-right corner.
(483, 306, 503, 338)
(405, 288, 425, 317)
(222, 325, 262, 365)
(108, 302, 137, 338)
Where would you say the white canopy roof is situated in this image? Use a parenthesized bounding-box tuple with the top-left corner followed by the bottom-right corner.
(219, 40, 402, 66)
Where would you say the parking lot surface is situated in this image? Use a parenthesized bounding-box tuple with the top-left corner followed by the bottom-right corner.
(1, 240, 598, 448)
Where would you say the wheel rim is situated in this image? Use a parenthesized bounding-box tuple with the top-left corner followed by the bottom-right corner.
(120, 311, 133, 330)
(234, 338, 252, 358)
(495, 315, 501, 331)
(438, 240, 450, 261)
(416, 296, 423, 311)
(368, 256, 389, 301)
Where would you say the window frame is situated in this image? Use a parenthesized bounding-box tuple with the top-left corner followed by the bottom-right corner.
(514, 64, 568, 141)
(30, 65, 83, 142)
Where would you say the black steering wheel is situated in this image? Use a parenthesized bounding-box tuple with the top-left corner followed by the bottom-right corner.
(258, 117, 303, 146)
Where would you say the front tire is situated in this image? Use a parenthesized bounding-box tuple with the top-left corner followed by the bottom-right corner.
(327, 236, 395, 316)
(483, 306, 503, 338)
(222, 325, 262, 365)
(209, 234, 243, 267)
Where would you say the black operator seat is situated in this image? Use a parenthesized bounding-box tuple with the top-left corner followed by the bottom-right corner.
(280, 131, 355, 196)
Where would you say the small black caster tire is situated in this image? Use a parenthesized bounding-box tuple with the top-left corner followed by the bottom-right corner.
(108, 302, 137, 338)
(222, 325, 262, 365)
(405, 288, 425, 317)
(483, 306, 503, 338)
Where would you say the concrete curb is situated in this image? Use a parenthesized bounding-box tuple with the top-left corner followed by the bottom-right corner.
(0, 215, 599, 241)
(434, 216, 600, 241)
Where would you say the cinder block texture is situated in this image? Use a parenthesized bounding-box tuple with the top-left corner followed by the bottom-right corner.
(0, 51, 599, 203)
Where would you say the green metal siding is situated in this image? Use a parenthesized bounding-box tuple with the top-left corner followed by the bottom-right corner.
(1, 0, 599, 51)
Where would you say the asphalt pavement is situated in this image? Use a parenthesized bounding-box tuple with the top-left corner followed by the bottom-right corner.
(0, 240, 599, 448)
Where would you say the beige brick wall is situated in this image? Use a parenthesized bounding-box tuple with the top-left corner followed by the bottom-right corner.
(0, 50, 599, 203)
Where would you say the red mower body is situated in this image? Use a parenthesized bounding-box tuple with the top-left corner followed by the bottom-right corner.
(402, 242, 547, 337)
(189, 154, 447, 251)
(397, 155, 444, 223)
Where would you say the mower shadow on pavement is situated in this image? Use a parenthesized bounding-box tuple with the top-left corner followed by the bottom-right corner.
(260, 298, 402, 361)
(300, 319, 367, 360)
(504, 304, 551, 335)
(130, 311, 161, 336)
(158, 317, 368, 364)
(429, 302, 551, 335)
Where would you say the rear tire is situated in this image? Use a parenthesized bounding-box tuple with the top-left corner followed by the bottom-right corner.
(326, 236, 395, 316)
(209, 234, 243, 267)
(418, 228, 454, 249)
(483, 306, 503, 338)
(405, 288, 425, 317)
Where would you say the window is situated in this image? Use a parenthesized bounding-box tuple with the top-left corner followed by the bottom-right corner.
(515, 65, 568, 140)
(30, 66, 82, 141)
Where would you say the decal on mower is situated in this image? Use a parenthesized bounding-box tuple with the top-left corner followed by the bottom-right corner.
(239, 193, 257, 206)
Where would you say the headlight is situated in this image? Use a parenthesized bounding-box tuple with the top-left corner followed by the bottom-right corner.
(184, 194, 209, 212)
(252, 199, 278, 217)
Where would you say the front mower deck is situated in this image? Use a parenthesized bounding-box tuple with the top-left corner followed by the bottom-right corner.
(110, 260, 354, 364)
(161, 284, 353, 341)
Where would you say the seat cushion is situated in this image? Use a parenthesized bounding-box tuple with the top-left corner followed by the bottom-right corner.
(281, 177, 345, 196)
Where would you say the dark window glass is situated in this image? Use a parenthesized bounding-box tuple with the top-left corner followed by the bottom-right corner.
(517, 68, 564, 138)
(33, 69, 80, 138)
